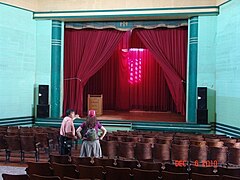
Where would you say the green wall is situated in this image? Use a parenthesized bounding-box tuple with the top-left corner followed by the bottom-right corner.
(197, 0, 240, 128)
(215, 0, 240, 127)
(35, 21, 51, 86)
(0, 4, 36, 119)
(0, 4, 52, 119)
(198, 16, 217, 123)
(35, 20, 52, 116)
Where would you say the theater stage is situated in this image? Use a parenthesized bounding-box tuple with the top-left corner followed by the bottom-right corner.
(91, 110, 185, 123)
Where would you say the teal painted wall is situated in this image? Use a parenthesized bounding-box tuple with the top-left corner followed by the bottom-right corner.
(197, 16, 217, 123)
(0, 4, 36, 119)
(215, 0, 240, 127)
(197, 0, 240, 128)
(35, 21, 51, 86)
(35, 20, 52, 116)
(0, 4, 52, 119)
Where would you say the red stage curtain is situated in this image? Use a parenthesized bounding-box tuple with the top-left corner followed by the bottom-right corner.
(63, 28, 125, 115)
(84, 31, 177, 113)
(135, 27, 187, 115)
(127, 49, 175, 111)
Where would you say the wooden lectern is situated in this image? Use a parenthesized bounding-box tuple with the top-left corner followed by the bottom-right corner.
(87, 94, 103, 116)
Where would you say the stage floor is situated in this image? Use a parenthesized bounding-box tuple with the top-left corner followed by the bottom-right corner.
(96, 110, 185, 123)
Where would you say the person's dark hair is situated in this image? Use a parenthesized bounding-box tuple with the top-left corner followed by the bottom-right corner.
(86, 116, 97, 128)
(66, 109, 75, 116)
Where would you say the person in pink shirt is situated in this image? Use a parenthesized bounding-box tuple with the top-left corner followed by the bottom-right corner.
(59, 109, 79, 155)
(76, 110, 107, 157)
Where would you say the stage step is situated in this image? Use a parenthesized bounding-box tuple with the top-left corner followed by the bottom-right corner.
(35, 118, 212, 133)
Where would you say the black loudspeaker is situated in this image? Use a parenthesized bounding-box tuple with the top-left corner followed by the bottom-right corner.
(37, 105, 49, 118)
(198, 87, 207, 109)
(197, 109, 208, 124)
(38, 85, 49, 105)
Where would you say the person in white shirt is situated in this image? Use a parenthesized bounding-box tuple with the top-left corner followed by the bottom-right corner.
(59, 109, 79, 155)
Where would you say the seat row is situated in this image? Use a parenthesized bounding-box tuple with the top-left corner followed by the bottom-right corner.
(47, 155, 240, 178)
(0, 126, 62, 162)
(2, 172, 240, 180)
(3, 157, 240, 180)
(2, 174, 98, 180)
(99, 140, 240, 166)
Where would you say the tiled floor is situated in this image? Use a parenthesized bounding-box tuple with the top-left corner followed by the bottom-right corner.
(0, 145, 81, 179)
(0, 166, 26, 180)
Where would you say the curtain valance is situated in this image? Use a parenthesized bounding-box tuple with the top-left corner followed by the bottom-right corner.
(65, 20, 187, 31)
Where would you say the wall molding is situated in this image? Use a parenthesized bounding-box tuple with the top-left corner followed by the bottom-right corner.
(0, 116, 34, 126)
(211, 122, 240, 137)
(33, 6, 219, 21)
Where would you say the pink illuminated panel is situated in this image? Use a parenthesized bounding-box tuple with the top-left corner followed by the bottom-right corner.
(128, 48, 143, 84)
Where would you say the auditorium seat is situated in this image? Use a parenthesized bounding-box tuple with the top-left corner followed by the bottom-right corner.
(172, 138, 189, 145)
(205, 138, 221, 147)
(26, 162, 53, 176)
(171, 144, 189, 162)
(190, 140, 207, 146)
(221, 138, 237, 144)
(139, 161, 162, 171)
(155, 137, 172, 145)
(164, 163, 189, 173)
(100, 140, 118, 158)
(47, 129, 60, 150)
(133, 168, 160, 180)
(209, 146, 228, 165)
(20, 136, 39, 162)
(116, 159, 139, 169)
(135, 143, 153, 160)
(143, 132, 159, 138)
(140, 137, 156, 144)
(0, 126, 8, 132)
(5, 135, 22, 162)
(190, 165, 216, 175)
(93, 158, 115, 167)
(234, 142, 240, 148)
(111, 135, 126, 142)
(153, 143, 170, 162)
(161, 171, 189, 180)
(191, 173, 219, 180)
(0, 134, 7, 152)
(52, 162, 79, 179)
(217, 167, 240, 178)
(161, 132, 175, 137)
(225, 142, 237, 148)
(35, 133, 50, 152)
(2, 174, 29, 180)
(32, 127, 45, 134)
(103, 133, 114, 141)
(71, 156, 93, 166)
(7, 127, 20, 136)
(49, 154, 71, 164)
(20, 132, 34, 137)
(118, 142, 136, 159)
(207, 141, 224, 148)
(189, 145, 208, 163)
(222, 175, 240, 180)
(125, 136, 141, 143)
(228, 147, 240, 166)
(76, 165, 104, 179)
(189, 135, 204, 141)
(30, 174, 60, 180)
(20, 127, 33, 134)
(105, 166, 132, 180)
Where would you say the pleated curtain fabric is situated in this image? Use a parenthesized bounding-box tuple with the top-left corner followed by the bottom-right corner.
(63, 28, 125, 116)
